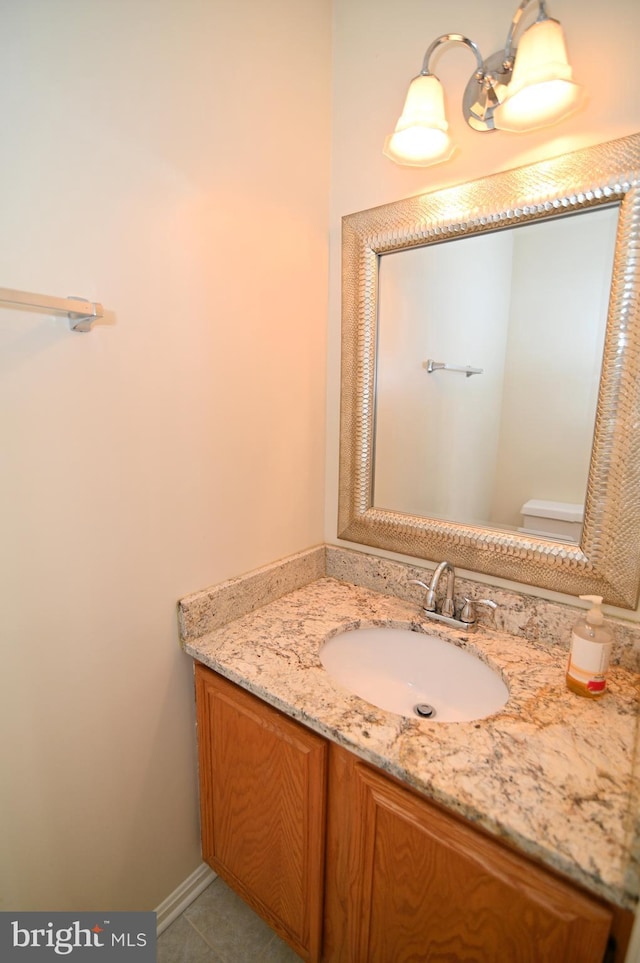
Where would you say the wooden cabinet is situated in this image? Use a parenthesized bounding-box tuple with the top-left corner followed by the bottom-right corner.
(195, 663, 327, 961)
(195, 664, 630, 963)
(323, 744, 616, 963)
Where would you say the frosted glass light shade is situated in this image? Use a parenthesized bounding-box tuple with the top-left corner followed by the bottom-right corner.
(383, 74, 453, 166)
(493, 18, 582, 132)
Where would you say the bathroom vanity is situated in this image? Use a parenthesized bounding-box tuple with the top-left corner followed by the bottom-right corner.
(195, 663, 624, 962)
(181, 548, 639, 962)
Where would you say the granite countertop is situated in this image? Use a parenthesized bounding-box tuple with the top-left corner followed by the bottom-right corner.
(183, 575, 639, 910)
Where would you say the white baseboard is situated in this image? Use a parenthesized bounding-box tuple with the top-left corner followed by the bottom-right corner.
(155, 863, 217, 936)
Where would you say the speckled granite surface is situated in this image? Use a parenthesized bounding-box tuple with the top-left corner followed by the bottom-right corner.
(180, 549, 640, 910)
(179, 546, 325, 641)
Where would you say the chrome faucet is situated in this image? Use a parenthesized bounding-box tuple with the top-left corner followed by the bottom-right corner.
(409, 560, 456, 622)
(425, 561, 456, 616)
(409, 562, 497, 632)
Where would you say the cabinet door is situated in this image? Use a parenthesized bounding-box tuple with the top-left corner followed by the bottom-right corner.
(324, 745, 612, 963)
(195, 664, 327, 962)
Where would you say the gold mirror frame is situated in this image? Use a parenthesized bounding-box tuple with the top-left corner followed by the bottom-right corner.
(338, 132, 640, 608)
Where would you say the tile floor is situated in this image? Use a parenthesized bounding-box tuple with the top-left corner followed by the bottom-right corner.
(157, 877, 303, 963)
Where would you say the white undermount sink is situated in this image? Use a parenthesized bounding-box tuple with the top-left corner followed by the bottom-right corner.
(320, 626, 509, 722)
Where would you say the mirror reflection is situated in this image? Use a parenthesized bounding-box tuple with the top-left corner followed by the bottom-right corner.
(373, 206, 619, 543)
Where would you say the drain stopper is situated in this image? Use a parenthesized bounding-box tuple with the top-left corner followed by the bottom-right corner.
(414, 703, 436, 719)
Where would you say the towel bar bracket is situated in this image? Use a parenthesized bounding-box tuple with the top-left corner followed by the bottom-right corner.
(66, 296, 102, 333)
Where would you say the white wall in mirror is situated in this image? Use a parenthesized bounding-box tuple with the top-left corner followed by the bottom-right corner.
(373, 206, 618, 536)
(491, 206, 617, 527)
(375, 231, 512, 523)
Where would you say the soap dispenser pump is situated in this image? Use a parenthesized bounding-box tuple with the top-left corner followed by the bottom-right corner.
(566, 595, 613, 698)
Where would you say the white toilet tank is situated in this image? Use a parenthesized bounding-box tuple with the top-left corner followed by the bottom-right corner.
(519, 499, 584, 543)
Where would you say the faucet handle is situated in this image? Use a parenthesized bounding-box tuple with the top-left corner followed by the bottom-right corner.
(460, 597, 498, 625)
(408, 578, 436, 612)
(408, 578, 429, 591)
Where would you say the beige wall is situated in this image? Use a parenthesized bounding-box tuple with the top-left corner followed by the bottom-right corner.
(0, 0, 330, 911)
(327, 0, 640, 618)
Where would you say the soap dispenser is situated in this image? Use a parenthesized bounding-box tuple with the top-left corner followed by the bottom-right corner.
(566, 595, 613, 698)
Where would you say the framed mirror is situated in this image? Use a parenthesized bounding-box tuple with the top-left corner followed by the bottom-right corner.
(338, 133, 640, 607)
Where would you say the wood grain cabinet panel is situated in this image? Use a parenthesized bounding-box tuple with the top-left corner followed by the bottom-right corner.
(324, 744, 614, 963)
(195, 663, 327, 962)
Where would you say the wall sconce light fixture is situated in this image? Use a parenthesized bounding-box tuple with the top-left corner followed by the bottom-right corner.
(384, 0, 583, 167)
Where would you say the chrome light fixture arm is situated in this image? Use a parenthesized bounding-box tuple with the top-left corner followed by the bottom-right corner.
(420, 34, 502, 131)
(503, 0, 549, 68)
(420, 34, 485, 80)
